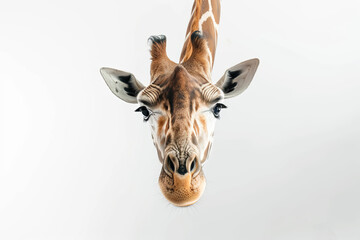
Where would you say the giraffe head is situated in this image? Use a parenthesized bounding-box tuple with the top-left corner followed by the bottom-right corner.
(100, 34, 259, 206)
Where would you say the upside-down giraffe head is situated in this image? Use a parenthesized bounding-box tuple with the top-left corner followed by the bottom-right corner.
(100, 0, 259, 206)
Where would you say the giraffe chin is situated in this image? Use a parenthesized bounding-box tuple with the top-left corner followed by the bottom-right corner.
(159, 168, 206, 207)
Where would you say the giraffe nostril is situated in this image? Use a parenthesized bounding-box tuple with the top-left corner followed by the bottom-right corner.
(190, 160, 195, 172)
(165, 156, 175, 175)
(191, 157, 202, 177)
(168, 158, 175, 172)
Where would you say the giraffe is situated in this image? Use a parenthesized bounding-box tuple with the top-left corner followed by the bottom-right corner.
(100, 0, 259, 207)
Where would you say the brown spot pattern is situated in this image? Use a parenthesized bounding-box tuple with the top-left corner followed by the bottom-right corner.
(180, 0, 220, 71)
(157, 116, 166, 137)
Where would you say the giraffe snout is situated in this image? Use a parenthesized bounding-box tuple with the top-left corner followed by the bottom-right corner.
(159, 152, 205, 207)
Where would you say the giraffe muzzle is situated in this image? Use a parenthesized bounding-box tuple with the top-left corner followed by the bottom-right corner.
(159, 153, 205, 206)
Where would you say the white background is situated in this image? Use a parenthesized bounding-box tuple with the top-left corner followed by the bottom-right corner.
(1, 0, 360, 239)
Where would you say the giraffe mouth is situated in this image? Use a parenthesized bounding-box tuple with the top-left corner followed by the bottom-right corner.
(158, 166, 206, 207)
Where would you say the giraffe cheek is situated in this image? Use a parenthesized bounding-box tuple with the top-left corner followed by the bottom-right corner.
(160, 137, 166, 147)
(199, 115, 208, 134)
(155, 144, 164, 164)
(157, 127, 166, 149)
(157, 116, 166, 137)
(191, 132, 198, 146)
(193, 120, 200, 136)
(201, 141, 212, 163)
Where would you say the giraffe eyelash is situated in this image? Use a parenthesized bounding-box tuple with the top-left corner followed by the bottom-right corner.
(135, 106, 152, 121)
(212, 103, 227, 119)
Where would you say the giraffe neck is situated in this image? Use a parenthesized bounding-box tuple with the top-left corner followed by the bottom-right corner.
(179, 0, 220, 70)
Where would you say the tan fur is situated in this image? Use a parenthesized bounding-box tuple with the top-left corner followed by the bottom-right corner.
(180, 0, 220, 70)
(138, 0, 222, 207)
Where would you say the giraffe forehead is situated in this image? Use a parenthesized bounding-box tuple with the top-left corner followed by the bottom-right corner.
(164, 80, 205, 115)
(140, 65, 223, 109)
(163, 72, 221, 109)
(143, 82, 222, 113)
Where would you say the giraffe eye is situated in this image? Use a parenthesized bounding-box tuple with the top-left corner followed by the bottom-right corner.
(212, 103, 227, 119)
(135, 106, 151, 121)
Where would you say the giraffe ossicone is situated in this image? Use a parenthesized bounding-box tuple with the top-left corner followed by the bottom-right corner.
(100, 0, 259, 207)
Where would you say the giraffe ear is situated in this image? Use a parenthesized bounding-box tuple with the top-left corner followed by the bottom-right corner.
(100, 67, 145, 103)
(215, 58, 259, 99)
